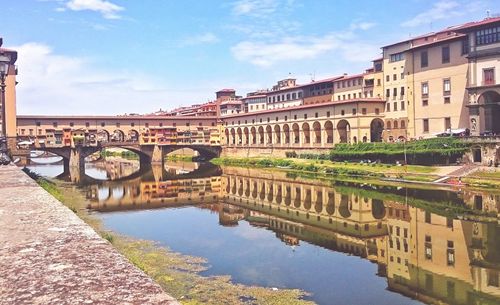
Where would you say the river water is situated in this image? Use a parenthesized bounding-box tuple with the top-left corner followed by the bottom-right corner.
(26, 158, 500, 305)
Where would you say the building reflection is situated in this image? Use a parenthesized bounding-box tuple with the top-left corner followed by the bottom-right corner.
(85, 165, 500, 305)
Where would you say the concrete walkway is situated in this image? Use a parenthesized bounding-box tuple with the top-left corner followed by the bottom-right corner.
(0, 166, 179, 305)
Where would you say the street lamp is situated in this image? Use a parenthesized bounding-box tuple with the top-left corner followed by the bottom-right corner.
(0, 53, 11, 165)
(0, 53, 11, 138)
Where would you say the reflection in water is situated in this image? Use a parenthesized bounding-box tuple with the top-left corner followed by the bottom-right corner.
(27, 161, 500, 305)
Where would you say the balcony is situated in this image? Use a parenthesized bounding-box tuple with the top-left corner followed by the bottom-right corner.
(482, 79, 496, 86)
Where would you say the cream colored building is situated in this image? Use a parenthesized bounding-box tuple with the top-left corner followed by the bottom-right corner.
(456, 18, 500, 136)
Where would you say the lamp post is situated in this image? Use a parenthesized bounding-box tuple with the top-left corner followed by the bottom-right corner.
(0, 53, 10, 138)
(0, 53, 11, 165)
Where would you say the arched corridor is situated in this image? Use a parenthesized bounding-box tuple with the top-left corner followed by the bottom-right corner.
(337, 120, 350, 143)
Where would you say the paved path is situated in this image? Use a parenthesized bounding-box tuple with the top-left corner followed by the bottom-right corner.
(0, 166, 179, 305)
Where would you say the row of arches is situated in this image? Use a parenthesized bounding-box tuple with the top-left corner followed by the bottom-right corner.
(97, 130, 139, 143)
(225, 119, 384, 146)
(223, 176, 386, 220)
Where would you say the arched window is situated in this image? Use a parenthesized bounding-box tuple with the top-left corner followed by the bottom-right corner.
(401, 120, 406, 128)
(386, 121, 392, 129)
(394, 121, 398, 129)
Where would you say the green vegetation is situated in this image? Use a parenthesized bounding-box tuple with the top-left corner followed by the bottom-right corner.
(101, 149, 139, 160)
(212, 157, 436, 179)
(329, 138, 470, 165)
(166, 155, 194, 162)
(24, 170, 314, 305)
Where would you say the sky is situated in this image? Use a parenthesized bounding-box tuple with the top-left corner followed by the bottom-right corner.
(2, 0, 499, 115)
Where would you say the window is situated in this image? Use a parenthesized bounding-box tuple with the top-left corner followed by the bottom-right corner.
(423, 119, 429, 133)
(394, 120, 398, 129)
(393, 74, 397, 81)
(401, 73, 404, 79)
(390, 52, 404, 62)
(401, 101, 405, 111)
(421, 51, 428, 67)
(352, 108, 356, 115)
(386, 89, 390, 97)
(304, 114, 307, 119)
(443, 79, 451, 95)
(186, 122, 190, 126)
(421, 82, 429, 97)
(377, 79, 381, 86)
(461, 38, 469, 55)
(425, 235, 432, 260)
(315, 112, 318, 118)
(423, 99, 429, 106)
(400, 87, 405, 96)
(53, 122, 58, 128)
(475, 26, 500, 46)
(387, 121, 391, 129)
(445, 117, 451, 130)
(447, 241, 455, 266)
(294, 115, 297, 120)
(375, 108, 380, 115)
(442, 46, 450, 64)
(145, 123, 149, 128)
(362, 108, 367, 115)
(401, 120, 406, 129)
(444, 96, 451, 104)
(393, 102, 398, 111)
(386, 75, 390, 82)
(36, 122, 41, 127)
(86, 122, 90, 127)
(483, 68, 495, 85)
(100, 122, 105, 127)
(285, 115, 288, 121)
(326, 111, 330, 117)
(393, 88, 397, 97)
(341, 110, 345, 115)
(386, 103, 390, 111)
(69, 122, 74, 127)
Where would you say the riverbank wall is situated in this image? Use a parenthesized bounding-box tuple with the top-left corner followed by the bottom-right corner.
(0, 165, 179, 305)
(221, 146, 331, 158)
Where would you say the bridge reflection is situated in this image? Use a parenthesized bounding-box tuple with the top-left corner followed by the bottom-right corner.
(83, 165, 500, 305)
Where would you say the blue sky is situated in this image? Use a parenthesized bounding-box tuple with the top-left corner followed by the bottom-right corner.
(2, 0, 499, 115)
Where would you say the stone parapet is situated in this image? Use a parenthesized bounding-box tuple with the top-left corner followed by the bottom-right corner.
(0, 165, 179, 305)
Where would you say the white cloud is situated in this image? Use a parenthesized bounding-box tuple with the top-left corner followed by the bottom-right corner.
(231, 31, 379, 67)
(13, 43, 209, 115)
(180, 33, 220, 46)
(350, 21, 377, 31)
(231, 0, 280, 18)
(64, 0, 124, 19)
(401, 0, 483, 27)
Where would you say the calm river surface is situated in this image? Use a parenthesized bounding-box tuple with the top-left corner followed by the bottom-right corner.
(26, 158, 500, 305)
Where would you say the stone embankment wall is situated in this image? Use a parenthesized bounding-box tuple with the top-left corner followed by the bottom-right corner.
(0, 166, 179, 305)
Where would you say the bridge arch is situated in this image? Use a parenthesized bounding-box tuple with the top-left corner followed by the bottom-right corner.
(127, 129, 139, 142)
(111, 130, 125, 142)
(225, 129, 230, 145)
(97, 130, 110, 143)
